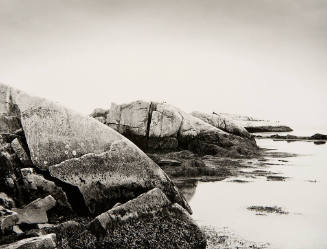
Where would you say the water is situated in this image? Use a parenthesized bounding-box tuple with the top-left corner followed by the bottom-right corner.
(187, 132, 327, 249)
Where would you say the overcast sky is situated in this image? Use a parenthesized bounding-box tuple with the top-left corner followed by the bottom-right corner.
(0, 0, 326, 127)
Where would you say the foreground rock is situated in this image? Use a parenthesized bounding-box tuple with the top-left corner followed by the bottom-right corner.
(92, 101, 258, 157)
(0, 83, 190, 216)
(0, 233, 56, 249)
(89, 188, 206, 249)
(0, 83, 200, 248)
(214, 113, 293, 133)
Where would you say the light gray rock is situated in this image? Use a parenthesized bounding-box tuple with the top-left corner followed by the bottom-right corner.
(107, 100, 151, 136)
(12, 225, 23, 235)
(214, 113, 293, 133)
(149, 103, 183, 138)
(13, 195, 56, 224)
(191, 111, 252, 139)
(0, 233, 56, 249)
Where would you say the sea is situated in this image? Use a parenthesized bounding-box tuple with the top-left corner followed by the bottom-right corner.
(187, 125, 327, 249)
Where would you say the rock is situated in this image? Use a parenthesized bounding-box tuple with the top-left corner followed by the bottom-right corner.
(106, 101, 151, 136)
(12, 225, 23, 235)
(20, 168, 71, 210)
(36, 223, 54, 229)
(100, 101, 258, 155)
(10, 139, 32, 166)
(88, 188, 207, 249)
(49, 139, 191, 215)
(0, 83, 191, 218)
(90, 108, 108, 118)
(215, 113, 293, 133)
(310, 133, 327, 140)
(88, 188, 171, 238)
(13, 195, 56, 224)
(94, 116, 105, 124)
(0, 193, 15, 209)
(0, 116, 21, 135)
(0, 206, 19, 232)
(157, 159, 182, 166)
(191, 111, 252, 139)
(0, 233, 56, 249)
(149, 103, 183, 138)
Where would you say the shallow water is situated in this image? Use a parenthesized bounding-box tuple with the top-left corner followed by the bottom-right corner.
(187, 138, 327, 249)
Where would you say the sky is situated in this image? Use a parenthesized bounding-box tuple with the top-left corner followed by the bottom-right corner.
(0, 0, 326, 128)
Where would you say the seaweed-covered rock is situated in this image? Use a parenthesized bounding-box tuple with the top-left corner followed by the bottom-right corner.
(89, 188, 206, 249)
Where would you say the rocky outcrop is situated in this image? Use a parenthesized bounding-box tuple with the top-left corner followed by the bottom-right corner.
(0, 83, 201, 248)
(256, 133, 327, 143)
(214, 113, 293, 133)
(92, 101, 258, 156)
(0, 83, 190, 215)
(191, 111, 252, 139)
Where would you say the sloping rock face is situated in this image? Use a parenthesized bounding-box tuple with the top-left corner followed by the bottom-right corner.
(214, 113, 293, 133)
(191, 111, 252, 139)
(92, 101, 258, 156)
(0, 83, 190, 216)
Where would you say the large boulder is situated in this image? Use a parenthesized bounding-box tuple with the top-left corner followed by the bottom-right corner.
(0, 83, 191, 216)
(191, 111, 252, 139)
(89, 188, 206, 249)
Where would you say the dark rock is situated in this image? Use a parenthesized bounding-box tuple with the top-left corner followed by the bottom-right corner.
(0, 206, 19, 233)
(310, 133, 327, 140)
(0, 193, 15, 209)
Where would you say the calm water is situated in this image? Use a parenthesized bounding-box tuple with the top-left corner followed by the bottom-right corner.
(188, 131, 327, 249)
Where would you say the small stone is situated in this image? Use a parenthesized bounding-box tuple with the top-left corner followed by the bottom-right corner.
(12, 225, 23, 235)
